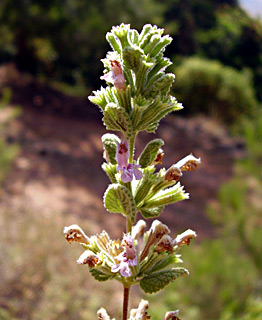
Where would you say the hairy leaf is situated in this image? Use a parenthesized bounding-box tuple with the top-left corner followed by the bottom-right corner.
(140, 268, 189, 293)
(89, 268, 114, 282)
(138, 139, 164, 168)
(103, 184, 136, 222)
(101, 133, 120, 164)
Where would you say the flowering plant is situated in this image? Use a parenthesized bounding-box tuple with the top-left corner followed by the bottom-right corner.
(64, 24, 200, 320)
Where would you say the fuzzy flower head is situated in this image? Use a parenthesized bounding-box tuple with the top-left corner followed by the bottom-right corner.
(111, 233, 137, 277)
(116, 141, 142, 183)
(100, 59, 126, 90)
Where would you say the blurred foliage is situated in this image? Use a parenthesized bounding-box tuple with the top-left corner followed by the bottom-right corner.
(237, 109, 262, 178)
(0, 0, 262, 104)
(0, 87, 20, 183)
(162, 2, 262, 102)
(0, 0, 164, 88)
(173, 57, 258, 124)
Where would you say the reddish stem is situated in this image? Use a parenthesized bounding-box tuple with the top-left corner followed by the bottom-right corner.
(122, 286, 130, 320)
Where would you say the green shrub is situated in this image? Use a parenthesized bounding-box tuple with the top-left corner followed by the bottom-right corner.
(173, 57, 258, 124)
(238, 108, 262, 178)
(0, 88, 20, 183)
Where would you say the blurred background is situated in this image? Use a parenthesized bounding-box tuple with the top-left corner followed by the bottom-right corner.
(0, 0, 261, 319)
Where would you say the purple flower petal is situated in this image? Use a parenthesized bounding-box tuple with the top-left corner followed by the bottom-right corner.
(121, 169, 133, 183)
(132, 167, 143, 180)
(116, 141, 129, 168)
(111, 264, 121, 273)
(128, 256, 137, 267)
(119, 263, 132, 277)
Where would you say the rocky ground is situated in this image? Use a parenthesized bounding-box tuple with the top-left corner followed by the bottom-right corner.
(0, 64, 245, 239)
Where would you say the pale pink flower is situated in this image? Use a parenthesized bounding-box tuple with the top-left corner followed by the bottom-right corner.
(116, 141, 142, 183)
(100, 60, 126, 90)
(111, 234, 137, 277)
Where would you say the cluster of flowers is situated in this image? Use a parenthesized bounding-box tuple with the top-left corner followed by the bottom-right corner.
(64, 219, 196, 279)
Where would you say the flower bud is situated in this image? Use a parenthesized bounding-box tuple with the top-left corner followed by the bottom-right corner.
(164, 166, 182, 181)
(140, 220, 170, 261)
(64, 224, 89, 244)
(152, 148, 164, 166)
(130, 300, 151, 320)
(103, 150, 110, 163)
(173, 229, 197, 247)
(155, 235, 173, 253)
(97, 307, 112, 320)
(131, 220, 146, 240)
(101, 60, 126, 90)
(175, 154, 201, 172)
(77, 250, 102, 267)
(164, 310, 180, 320)
(165, 154, 200, 182)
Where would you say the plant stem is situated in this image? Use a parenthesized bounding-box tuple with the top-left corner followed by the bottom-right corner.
(126, 218, 132, 234)
(122, 286, 130, 320)
(128, 133, 137, 163)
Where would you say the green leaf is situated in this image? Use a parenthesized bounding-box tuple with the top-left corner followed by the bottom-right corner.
(106, 32, 121, 53)
(128, 29, 139, 45)
(101, 133, 120, 164)
(102, 103, 132, 138)
(142, 183, 189, 209)
(122, 46, 143, 71)
(111, 23, 130, 49)
(140, 268, 189, 293)
(88, 88, 107, 111)
(136, 58, 155, 93)
(143, 34, 161, 55)
(149, 254, 182, 273)
(101, 163, 117, 183)
(130, 104, 147, 131)
(113, 86, 132, 113)
(145, 73, 175, 99)
(145, 122, 159, 133)
(151, 35, 172, 57)
(105, 87, 118, 104)
(146, 56, 172, 82)
(134, 170, 160, 206)
(89, 268, 114, 282)
(140, 206, 164, 218)
(138, 139, 164, 168)
(103, 184, 137, 223)
(137, 96, 181, 132)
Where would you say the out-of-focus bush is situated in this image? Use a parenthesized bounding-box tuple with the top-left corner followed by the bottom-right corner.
(197, 7, 262, 101)
(0, 0, 164, 88)
(0, 87, 20, 183)
(238, 109, 262, 178)
(173, 57, 258, 124)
